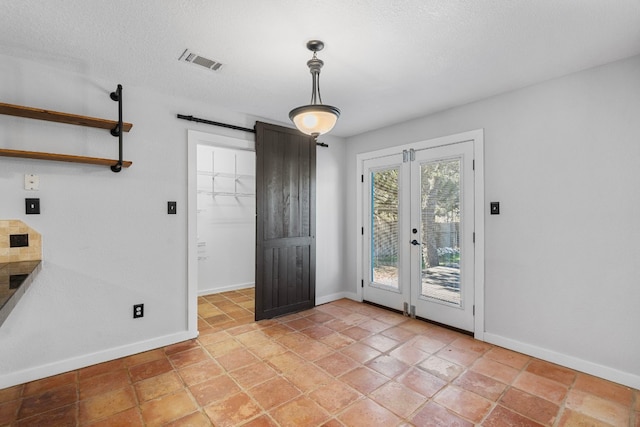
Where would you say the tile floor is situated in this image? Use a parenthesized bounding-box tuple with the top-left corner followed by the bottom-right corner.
(1, 288, 639, 426)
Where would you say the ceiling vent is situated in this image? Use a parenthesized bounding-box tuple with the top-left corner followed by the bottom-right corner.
(179, 49, 223, 71)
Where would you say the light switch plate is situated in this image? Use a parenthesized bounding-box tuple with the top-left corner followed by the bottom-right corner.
(25, 174, 39, 190)
(168, 201, 177, 214)
(490, 202, 500, 215)
(26, 198, 40, 215)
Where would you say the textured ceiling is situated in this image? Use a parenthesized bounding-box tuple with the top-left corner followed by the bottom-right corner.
(1, 0, 639, 137)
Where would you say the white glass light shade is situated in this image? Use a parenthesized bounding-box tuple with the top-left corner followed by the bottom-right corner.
(289, 104, 340, 136)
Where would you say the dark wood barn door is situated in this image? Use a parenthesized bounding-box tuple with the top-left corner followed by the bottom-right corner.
(255, 122, 316, 320)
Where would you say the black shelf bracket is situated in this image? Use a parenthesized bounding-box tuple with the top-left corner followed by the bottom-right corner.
(110, 84, 124, 172)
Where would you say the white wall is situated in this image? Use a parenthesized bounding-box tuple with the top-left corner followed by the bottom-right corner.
(345, 55, 640, 388)
(0, 51, 347, 388)
(197, 145, 256, 294)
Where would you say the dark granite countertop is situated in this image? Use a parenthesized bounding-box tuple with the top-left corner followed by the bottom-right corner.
(0, 260, 41, 327)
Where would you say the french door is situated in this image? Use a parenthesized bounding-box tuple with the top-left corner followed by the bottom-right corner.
(363, 141, 475, 332)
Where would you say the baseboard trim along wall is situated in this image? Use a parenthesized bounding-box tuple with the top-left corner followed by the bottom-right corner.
(198, 282, 255, 296)
(316, 292, 358, 306)
(0, 331, 198, 390)
(483, 333, 640, 390)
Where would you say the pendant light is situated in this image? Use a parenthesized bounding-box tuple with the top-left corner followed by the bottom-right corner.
(289, 40, 340, 139)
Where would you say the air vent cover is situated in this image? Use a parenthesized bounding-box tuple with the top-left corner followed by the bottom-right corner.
(179, 49, 223, 71)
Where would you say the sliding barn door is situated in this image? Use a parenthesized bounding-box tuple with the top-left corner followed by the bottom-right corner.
(255, 121, 316, 320)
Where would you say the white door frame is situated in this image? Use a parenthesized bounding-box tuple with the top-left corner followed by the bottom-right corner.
(356, 129, 485, 340)
(187, 129, 256, 335)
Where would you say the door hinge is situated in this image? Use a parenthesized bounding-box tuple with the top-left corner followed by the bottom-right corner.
(361, 279, 364, 288)
(473, 159, 475, 170)
(473, 305, 475, 315)
(361, 174, 364, 183)
(409, 148, 415, 161)
(361, 227, 364, 235)
(473, 232, 475, 243)
(402, 150, 409, 163)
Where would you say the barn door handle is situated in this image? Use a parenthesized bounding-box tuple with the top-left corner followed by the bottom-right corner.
(410, 239, 421, 246)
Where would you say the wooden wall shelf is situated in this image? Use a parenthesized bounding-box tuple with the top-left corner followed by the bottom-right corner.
(0, 102, 133, 132)
(0, 148, 132, 168)
(0, 86, 132, 172)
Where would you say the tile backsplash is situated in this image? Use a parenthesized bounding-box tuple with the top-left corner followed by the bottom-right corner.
(0, 220, 42, 263)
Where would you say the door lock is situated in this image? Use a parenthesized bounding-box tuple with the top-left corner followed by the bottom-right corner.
(410, 239, 421, 246)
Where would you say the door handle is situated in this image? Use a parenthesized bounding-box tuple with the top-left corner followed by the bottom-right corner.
(410, 239, 421, 246)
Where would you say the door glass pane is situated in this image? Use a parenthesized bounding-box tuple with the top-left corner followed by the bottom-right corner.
(371, 167, 399, 289)
(420, 158, 461, 306)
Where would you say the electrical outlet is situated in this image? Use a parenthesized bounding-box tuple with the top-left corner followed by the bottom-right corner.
(25, 198, 40, 214)
(168, 201, 177, 214)
(490, 202, 500, 215)
(133, 304, 144, 319)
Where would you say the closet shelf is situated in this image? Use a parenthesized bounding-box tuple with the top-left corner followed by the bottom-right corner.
(0, 102, 133, 132)
(0, 148, 132, 168)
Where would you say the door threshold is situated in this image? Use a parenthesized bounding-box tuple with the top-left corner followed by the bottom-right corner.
(363, 300, 473, 337)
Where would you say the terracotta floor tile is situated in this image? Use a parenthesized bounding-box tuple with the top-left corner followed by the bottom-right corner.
(319, 332, 356, 350)
(513, 371, 569, 404)
(164, 410, 213, 427)
(128, 358, 173, 383)
(271, 396, 330, 427)
(234, 330, 270, 347)
(85, 407, 143, 427)
(433, 385, 493, 423)
(240, 413, 278, 427)
(359, 319, 391, 334)
(389, 343, 430, 365)
(276, 331, 312, 349)
(283, 363, 334, 392)
(18, 383, 77, 419)
(22, 372, 77, 397)
(525, 359, 577, 387)
(381, 325, 416, 342)
(419, 355, 465, 382)
(267, 351, 307, 373)
(134, 371, 183, 402)
(485, 347, 531, 370)
(198, 330, 233, 346)
(573, 372, 634, 406)
(482, 405, 544, 427)
(410, 401, 473, 427)
(293, 340, 334, 361)
(229, 362, 278, 389)
(422, 326, 461, 344)
(168, 347, 211, 369)
(15, 403, 77, 427)
(215, 347, 260, 371)
(204, 392, 261, 427)
(437, 344, 483, 367)
(324, 318, 352, 332)
(361, 334, 400, 353)
(260, 323, 294, 338)
(376, 311, 407, 326)
(315, 352, 360, 377)
(189, 374, 240, 407)
(164, 339, 201, 355)
(370, 381, 425, 418)
(397, 367, 447, 398)
(305, 311, 335, 324)
(0, 384, 23, 403)
(341, 326, 373, 341)
(500, 386, 560, 425)
(178, 359, 224, 387)
(341, 342, 382, 364)
(635, 390, 640, 411)
(338, 398, 402, 427)
(249, 376, 301, 410)
(79, 359, 127, 381)
(410, 335, 448, 354)
(564, 389, 629, 426)
(471, 356, 520, 384)
(321, 418, 347, 427)
(399, 319, 434, 335)
(453, 370, 507, 401)
(284, 317, 315, 331)
(79, 386, 137, 425)
(450, 336, 493, 355)
(203, 338, 243, 357)
(80, 369, 130, 400)
(0, 399, 20, 425)
(247, 341, 288, 359)
(139, 389, 198, 426)
(309, 380, 362, 413)
(556, 408, 612, 427)
(366, 355, 409, 379)
(339, 367, 389, 395)
(123, 349, 166, 368)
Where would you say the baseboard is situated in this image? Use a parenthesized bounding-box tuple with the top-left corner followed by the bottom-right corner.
(483, 332, 640, 390)
(0, 330, 198, 390)
(198, 282, 255, 296)
(316, 291, 358, 305)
